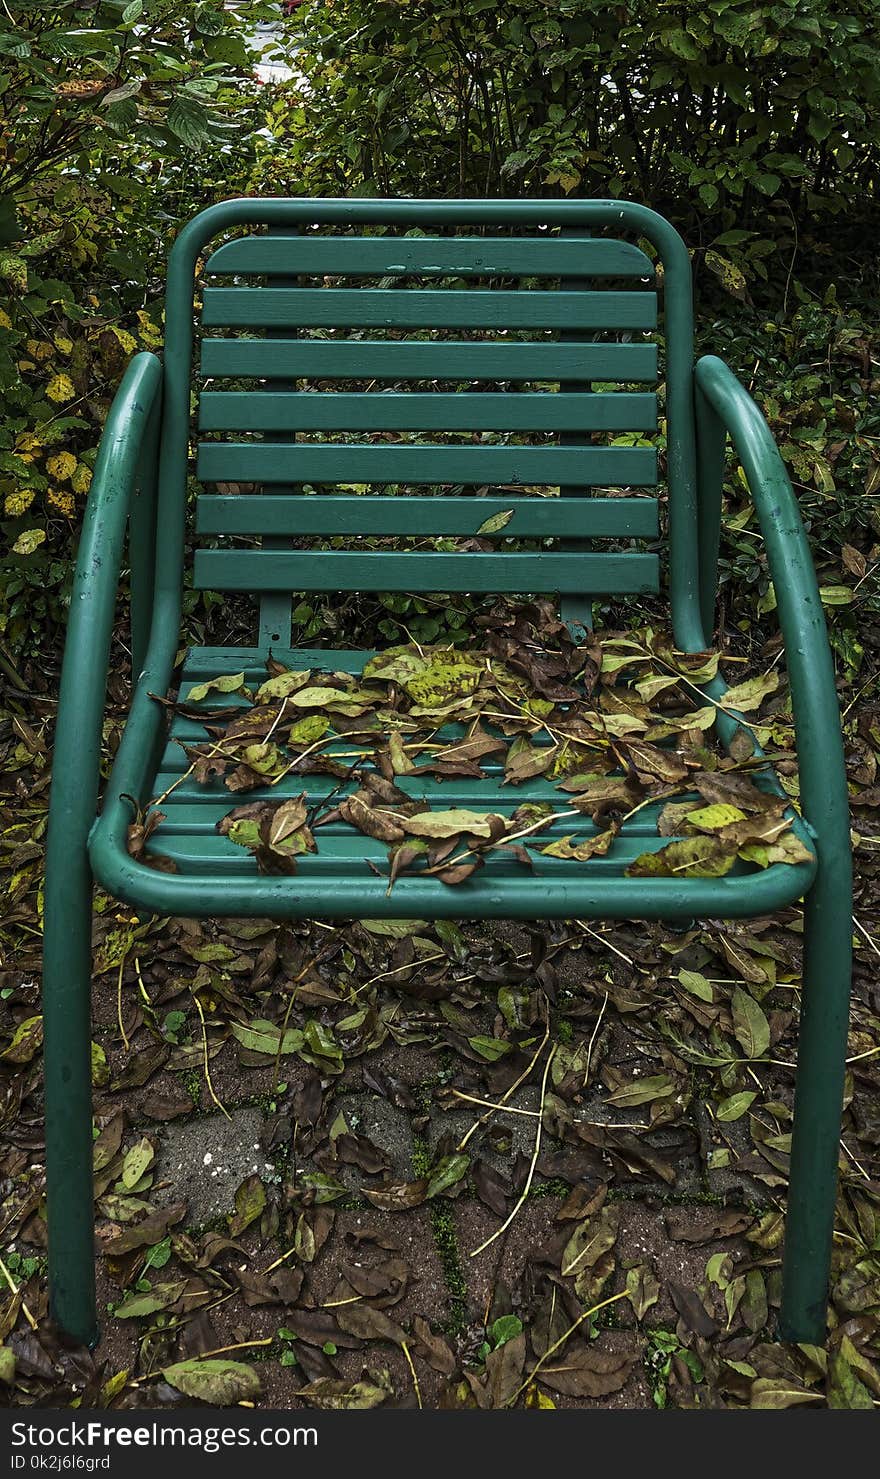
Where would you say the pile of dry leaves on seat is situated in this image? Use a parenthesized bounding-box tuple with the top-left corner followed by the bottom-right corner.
(145, 601, 811, 883)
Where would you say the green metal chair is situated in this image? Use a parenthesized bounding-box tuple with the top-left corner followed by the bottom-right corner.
(43, 199, 851, 1351)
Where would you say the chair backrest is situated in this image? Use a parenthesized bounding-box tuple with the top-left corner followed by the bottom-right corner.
(158, 200, 699, 650)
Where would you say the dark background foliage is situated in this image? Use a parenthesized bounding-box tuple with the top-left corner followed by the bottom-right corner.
(1, 0, 878, 682)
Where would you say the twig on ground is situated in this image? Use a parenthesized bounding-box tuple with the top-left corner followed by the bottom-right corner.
(469, 1043, 556, 1257)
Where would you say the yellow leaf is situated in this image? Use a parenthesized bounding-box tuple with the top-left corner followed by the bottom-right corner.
(0, 308, 12, 330)
(685, 803, 747, 832)
(524, 1383, 556, 1408)
(137, 310, 163, 347)
(71, 463, 92, 495)
(110, 325, 138, 354)
(47, 486, 75, 517)
(13, 528, 46, 555)
(4, 488, 35, 517)
(721, 671, 779, 712)
(46, 451, 77, 481)
(46, 373, 75, 403)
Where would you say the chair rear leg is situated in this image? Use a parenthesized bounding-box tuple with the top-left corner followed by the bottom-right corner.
(43, 848, 98, 1348)
(779, 861, 852, 1343)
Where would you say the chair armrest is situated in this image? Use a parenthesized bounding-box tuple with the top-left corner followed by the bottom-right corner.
(46, 353, 163, 857)
(693, 354, 850, 876)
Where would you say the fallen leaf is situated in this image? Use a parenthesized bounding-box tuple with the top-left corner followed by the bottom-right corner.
(162, 1358, 261, 1404)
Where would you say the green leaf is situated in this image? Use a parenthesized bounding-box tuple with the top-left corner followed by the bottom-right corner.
(425, 1153, 469, 1199)
(677, 969, 714, 1002)
(228, 1173, 266, 1236)
(115, 1281, 186, 1319)
(121, 1137, 154, 1189)
(231, 1019, 304, 1056)
(187, 672, 246, 701)
(102, 78, 141, 107)
(627, 834, 736, 879)
(476, 509, 514, 535)
(664, 27, 701, 60)
(828, 1352, 874, 1409)
(819, 585, 855, 606)
(162, 1359, 262, 1404)
(0, 1346, 15, 1384)
(721, 671, 779, 712)
(360, 918, 428, 936)
(625, 1263, 661, 1321)
(167, 94, 210, 150)
(489, 1314, 523, 1348)
(730, 987, 770, 1059)
(604, 1074, 675, 1108)
(467, 1035, 512, 1062)
(1, 1015, 43, 1063)
(402, 809, 497, 839)
(750, 1378, 822, 1408)
(0, 250, 26, 292)
(715, 1091, 757, 1122)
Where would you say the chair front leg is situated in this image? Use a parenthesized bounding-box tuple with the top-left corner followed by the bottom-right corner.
(43, 836, 98, 1348)
(779, 851, 853, 1343)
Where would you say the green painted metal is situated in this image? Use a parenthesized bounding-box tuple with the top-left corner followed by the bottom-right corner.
(89, 829, 815, 921)
(201, 337, 658, 382)
(193, 548, 661, 594)
(196, 443, 657, 487)
(205, 232, 655, 277)
(559, 223, 599, 636)
(694, 355, 852, 1346)
(43, 352, 163, 1348)
(258, 222, 300, 654)
(195, 493, 660, 538)
(44, 200, 849, 1351)
(128, 387, 161, 675)
(198, 390, 657, 433)
(202, 287, 657, 330)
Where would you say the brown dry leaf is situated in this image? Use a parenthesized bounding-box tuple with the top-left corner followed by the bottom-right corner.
(294, 1378, 390, 1409)
(361, 1178, 430, 1212)
(537, 1341, 637, 1398)
(333, 1302, 407, 1346)
(412, 1316, 457, 1375)
(540, 827, 618, 861)
(664, 1208, 754, 1242)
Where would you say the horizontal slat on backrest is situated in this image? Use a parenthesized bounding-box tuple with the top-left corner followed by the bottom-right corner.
(196, 443, 657, 487)
(195, 493, 660, 539)
(198, 390, 657, 433)
(202, 288, 657, 331)
(193, 550, 660, 595)
(205, 234, 655, 279)
(201, 339, 658, 382)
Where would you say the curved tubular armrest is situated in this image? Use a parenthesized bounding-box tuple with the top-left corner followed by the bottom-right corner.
(45, 352, 163, 859)
(693, 355, 850, 870)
